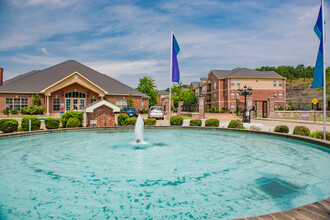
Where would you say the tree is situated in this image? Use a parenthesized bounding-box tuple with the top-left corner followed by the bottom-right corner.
(32, 93, 42, 106)
(127, 93, 134, 107)
(172, 90, 198, 108)
(136, 76, 158, 107)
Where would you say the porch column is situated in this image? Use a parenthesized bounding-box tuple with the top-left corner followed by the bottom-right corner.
(46, 95, 50, 116)
(198, 96, 205, 119)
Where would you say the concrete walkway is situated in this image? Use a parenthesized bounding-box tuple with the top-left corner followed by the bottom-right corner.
(237, 197, 330, 220)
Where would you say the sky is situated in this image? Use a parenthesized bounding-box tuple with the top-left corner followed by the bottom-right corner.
(0, 0, 329, 90)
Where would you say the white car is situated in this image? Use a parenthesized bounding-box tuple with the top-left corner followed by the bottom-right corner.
(148, 106, 164, 120)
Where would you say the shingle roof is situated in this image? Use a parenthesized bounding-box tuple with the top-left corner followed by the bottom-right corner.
(211, 68, 285, 79)
(0, 60, 146, 96)
(157, 90, 169, 95)
(190, 82, 200, 89)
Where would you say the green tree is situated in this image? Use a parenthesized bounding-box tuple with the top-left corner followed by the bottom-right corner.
(32, 93, 42, 106)
(172, 90, 198, 108)
(136, 76, 158, 107)
(127, 93, 134, 107)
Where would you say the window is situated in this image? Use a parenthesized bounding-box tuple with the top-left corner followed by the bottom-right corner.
(213, 82, 217, 90)
(231, 80, 234, 86)
(231, 104, 235, 109)
(279, 92, 283, 99)
(65, 92, 85, 98)
(279, 80, 282, 87)
(213, 93, 217, 100)
(5, 98, 28, 110)
(274, 92, 277, 99)
(231, 92, 235, 99)
(90, 98, 97, 104)
(80, 99, 85, 109)
(273, 80, 277, 87)
(237, 80, 240, 86)
(202, 86, 206, 94)
(195, 89, 198, 95)
(53, 98, 60, 111)
(237, 92, 240, 99)
(116, 99, 128, 109)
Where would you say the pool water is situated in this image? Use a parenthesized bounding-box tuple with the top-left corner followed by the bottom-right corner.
(0, 129, 329, 219)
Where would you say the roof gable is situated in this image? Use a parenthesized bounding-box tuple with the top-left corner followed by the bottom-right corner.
(0, 60, 145, 96)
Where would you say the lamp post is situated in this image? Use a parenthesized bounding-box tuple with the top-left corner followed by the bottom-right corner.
(238, 85, 253, 123)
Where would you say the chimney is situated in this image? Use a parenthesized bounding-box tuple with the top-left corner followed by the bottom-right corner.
(0, 67, 3, 86)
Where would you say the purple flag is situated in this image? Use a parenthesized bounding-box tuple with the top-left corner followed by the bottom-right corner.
(172, 35, 180, 83)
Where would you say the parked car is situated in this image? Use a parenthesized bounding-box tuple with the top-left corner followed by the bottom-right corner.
(123, 107, 139, 117)
(148, 106, 164, 120)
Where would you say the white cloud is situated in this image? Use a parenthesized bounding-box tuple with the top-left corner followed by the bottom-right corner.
(10, 54, 64, 66)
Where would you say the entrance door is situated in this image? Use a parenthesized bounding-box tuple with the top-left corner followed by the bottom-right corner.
(73, 99, 78, 110)
(66, 99, 71, 111)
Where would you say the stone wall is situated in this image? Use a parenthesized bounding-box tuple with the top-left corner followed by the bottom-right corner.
(87, 105, 115, 127)
(270, 111, 330, 118)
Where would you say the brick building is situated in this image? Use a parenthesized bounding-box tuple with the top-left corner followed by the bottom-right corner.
(190, 68, 286, 111)
(0, 60, 149, 115)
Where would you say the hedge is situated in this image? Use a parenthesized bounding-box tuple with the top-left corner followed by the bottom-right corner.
(3, 109, 8, 115)
(205, 119, 219, 127)
(45, 118, 60, 129)
(60, 110, 83, 128)
(190, 119, 202, 127)
(170, 116, 183, 126)
(10, 109, 18, 115)
(2, 121, 19, 133)
(66, 118, 81, 128)
(310, 130, 330, 141)
(126, 117, 137, 126)
(293, 126, 310, 137)
(0, 119, 19, 133)
(274, 125, 289, 133)
(118, 114, 129, 126)
(143, 118, 156, 125)
(228, 120, 244, 129)
(21, 116, 41, 131)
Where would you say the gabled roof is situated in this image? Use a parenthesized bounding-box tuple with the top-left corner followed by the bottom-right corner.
(157, 90, 169, 95)
(190, 82, 200, 89)
(211, 68, 285, 79)
(83, 100, 121, 113)
(0, 60, 146, 96)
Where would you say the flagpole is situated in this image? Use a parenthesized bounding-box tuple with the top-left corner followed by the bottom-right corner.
(322, 0, 326, 140)
(169, 27, 173, 124)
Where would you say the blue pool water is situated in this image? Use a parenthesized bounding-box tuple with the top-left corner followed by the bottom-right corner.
(0, 129, 329, 219)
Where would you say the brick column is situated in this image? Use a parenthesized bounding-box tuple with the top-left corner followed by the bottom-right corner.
(198, 96, 205, 119)
(267, 97, 274, 117)
(46, 95, 50, 116)
(165, 100, 170, 115)
(83, 112, 87, 127)
(177, 101, 183, 116)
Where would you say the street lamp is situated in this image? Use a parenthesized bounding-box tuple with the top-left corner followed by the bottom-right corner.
(238, 85, 253, 123)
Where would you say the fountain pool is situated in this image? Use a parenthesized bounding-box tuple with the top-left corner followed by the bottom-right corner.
(0, 129, 329, 219)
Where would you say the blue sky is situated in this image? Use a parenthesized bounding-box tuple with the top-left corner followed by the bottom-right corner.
(0, 0, 328, 89)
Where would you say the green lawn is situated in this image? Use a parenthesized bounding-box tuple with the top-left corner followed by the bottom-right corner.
(274, 116, 330, 122)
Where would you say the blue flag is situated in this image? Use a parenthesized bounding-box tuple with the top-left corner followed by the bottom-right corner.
(172, 35, 180, 83)
(312, 4, 324, 88)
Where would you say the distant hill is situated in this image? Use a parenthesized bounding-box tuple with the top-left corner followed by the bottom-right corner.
(286, 78, 323, 109)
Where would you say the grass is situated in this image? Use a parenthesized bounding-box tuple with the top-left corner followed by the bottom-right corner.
(0, 115, 46, 118)
(274, 116, 330, 122)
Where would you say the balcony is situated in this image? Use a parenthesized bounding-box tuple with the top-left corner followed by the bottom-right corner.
(207, 88, 211, 92)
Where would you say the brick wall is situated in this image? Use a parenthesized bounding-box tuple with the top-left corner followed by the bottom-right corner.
(87, 105, 115, 127)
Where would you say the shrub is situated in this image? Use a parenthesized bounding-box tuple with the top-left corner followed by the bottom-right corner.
(66, 118, 81, 128)
(250, 125, 262, 131)
(205, 119, 219, 127)
(274, 125, 289, 133)
(228, 120, 244, 129)
(18, 126, 24, 132)
(190, 119, 202, 127)
(144, 118, 156, 125)
(36, 106, 46, 114)
(3, 109, 8, 115)
(20, 107, 27, 114)
(170, 116, 183, 126)
(214, 109, 220, 113)
(126, 117, 137, 126)
(60, 110, 83, 128)
(2, 121, 19, 133)
(26, 105, 37, 115)
(21, 116, 41, 131)
(32, 93, 42, 106)
(45, 118, 60, 129)
(10, 109, 18, 115)
(293, 126, 310, 137)
(0, 119, 18, 132)
(118, 114, 129, 126)
(310, 131, 330, 141)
